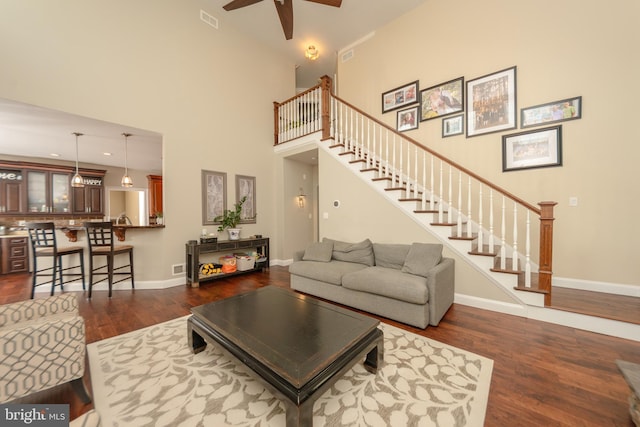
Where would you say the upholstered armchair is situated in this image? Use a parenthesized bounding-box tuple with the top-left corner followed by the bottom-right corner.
(0, 293, 91, 403)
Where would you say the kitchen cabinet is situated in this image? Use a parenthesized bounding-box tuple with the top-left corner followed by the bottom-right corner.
(0, 160, 105, 216)
(0, 236, 28, 274)
(27, 170, 71, 213)
(72, 176, 104, 214)
(147, 174, 163, 217)
(0, 168, 24, 214)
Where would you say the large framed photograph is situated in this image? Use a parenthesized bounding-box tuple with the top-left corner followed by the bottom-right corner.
(235, 174, 256, 223)
(420, 77, 464, 121)
(396, 106, 419, 132)
(442, 114, 464, 138)
(382, 80, 419, 114)
(521, 96, 582, 128)
(202, 170, 227, 225)
(467, 66, 517, 137)
(502, 125, 562, 172)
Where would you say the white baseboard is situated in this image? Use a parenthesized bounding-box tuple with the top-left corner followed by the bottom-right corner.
(553, 276, 640, 297)
(455, 293, 640, 342)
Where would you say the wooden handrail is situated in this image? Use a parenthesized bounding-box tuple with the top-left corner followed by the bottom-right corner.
(331, 93, 541, 215)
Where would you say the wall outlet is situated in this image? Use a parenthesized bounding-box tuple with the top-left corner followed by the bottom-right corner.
(569, 197, 578, 207)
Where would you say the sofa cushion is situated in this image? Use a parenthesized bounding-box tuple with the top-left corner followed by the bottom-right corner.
(302, 240, 333, 262)
(342, 266, 429, 305)
(324, 238, 375, 266)
(289, 260, 368, 286)
(401, 243, 443, 277)
(373, 243, 411, 270)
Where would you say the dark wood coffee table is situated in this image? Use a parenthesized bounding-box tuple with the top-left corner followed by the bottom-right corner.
(188, 286, 383, 427)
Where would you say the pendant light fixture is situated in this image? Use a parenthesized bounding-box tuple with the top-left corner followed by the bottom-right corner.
(71, 132, 84, 187)
(121, 132, 133, 187)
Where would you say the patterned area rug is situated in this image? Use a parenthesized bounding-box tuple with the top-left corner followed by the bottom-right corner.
(88, 316, 493, 426)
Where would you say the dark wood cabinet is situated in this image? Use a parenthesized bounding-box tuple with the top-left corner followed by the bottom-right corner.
(147, 174, 163, 217)
(1, 236, 28, 274)
(0, 160, 105, 216)
(72, 184, 103, 214)
(0, 168, 25, 214)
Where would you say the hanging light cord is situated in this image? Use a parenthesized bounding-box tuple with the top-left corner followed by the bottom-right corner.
(123, 132, 130, 175)
(73, 132, 82, 174)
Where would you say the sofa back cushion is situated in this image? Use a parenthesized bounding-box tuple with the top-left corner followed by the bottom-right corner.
(302, 240, 334, 262)
(401, 243, 443, 277)
(373, 243, 411, 270)
(323, 238, 375, 266)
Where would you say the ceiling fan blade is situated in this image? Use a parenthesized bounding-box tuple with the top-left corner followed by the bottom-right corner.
(305, 0, 342, 7)
(223, 0, 264, 11)
(274, 0, 294, 40)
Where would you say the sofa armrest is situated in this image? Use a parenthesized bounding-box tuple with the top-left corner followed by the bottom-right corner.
(0, 294, 79, 328)
(293, 250, 305, 262)
(425, 257, 455, 326)
(0, 312, 86, 403)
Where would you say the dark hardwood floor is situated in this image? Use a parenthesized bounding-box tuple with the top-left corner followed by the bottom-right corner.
(2, 268, 639, 426)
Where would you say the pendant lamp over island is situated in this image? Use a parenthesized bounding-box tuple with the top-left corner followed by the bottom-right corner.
(71, 132, 84, 188)
(121, 132, 133, 188)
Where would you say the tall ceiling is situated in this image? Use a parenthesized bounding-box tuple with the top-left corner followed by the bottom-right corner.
(209, 0, 427, 88)
(0, 0, 427, 171)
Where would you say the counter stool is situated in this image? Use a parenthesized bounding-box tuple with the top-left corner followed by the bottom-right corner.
(26, 222, 85, 299)
(84, 222, 134, 298)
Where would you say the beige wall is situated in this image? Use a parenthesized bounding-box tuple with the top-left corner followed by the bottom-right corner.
(336, 0, 640, 288)
(0, 0, 295, 281)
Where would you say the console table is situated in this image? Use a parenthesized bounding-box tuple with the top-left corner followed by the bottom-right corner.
(185, 237, 269, 288)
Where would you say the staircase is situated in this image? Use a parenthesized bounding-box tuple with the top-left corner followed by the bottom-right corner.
(273, 77, 640, 341)
(275, 76, 554, 308)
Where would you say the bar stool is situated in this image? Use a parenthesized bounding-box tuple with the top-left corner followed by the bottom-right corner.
(26, 222, 85, 299)
(84, 221, 134, 298)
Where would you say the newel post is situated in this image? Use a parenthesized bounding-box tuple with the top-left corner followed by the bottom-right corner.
(273, 101, 280, 146)
(538, 201, 557, 306)
(320, 75, 332, 141)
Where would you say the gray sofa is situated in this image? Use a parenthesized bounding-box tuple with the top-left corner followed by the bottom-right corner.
(289, 238, 455, 329)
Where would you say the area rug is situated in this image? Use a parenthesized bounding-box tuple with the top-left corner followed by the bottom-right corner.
(87, 316, 493, 426)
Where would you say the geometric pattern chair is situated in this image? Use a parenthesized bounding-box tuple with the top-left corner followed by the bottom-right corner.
(26, 222, 85, 299)
(0, 293, 91, 404)
(84, 222, 134, 298)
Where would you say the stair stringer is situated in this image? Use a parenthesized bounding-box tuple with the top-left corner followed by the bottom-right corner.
(315, 137, 545, 308)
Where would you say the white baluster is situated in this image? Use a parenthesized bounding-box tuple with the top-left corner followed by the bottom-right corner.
(488, 189, 495, 253)
(414, 146, 419, 199)
(430, 156, 435, 211)
(448, 166, 453, 224)
(500, 196, 506, 270)
(421, 153, 427, 210)
(438, 161, 444, 223)
(525, 210, 531, 287)
(512, 203, 518, 271)
(476, 183, 482, 244)
(457, 172, 463, 237)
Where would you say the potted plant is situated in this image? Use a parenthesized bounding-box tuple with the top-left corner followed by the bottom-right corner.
(215, 196, 247, 240)
(155, 211, 163, 225)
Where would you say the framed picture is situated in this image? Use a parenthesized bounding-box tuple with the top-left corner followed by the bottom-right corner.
(521, 96, 582, 128)
(467, 66, 517, 137)
(235, 175, 256, 223)
(420, 77, 464, 121)
(202, 170, 227, 225)
(397, 106, 419, 132)
(502, 125, 562, 172)
(442, 114, 464, 137)
(382, 80, 419, 113)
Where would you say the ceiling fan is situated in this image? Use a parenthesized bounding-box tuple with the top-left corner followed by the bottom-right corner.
(223, 0, 343, 40)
